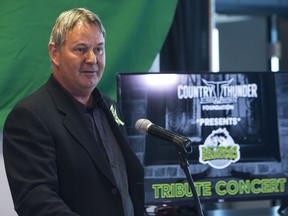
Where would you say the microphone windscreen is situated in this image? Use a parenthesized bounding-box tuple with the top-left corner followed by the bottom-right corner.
(135, 119, 152, 134)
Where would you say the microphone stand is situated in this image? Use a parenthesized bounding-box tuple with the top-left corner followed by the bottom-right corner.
(174, 138, 204, 216)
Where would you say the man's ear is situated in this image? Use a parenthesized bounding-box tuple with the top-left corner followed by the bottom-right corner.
(48, 42, 60, 66)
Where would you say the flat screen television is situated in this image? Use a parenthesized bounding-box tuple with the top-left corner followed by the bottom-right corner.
(117, 72, 280, 167)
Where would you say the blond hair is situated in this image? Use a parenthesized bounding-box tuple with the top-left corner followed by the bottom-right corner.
(49, 8, 106, 49)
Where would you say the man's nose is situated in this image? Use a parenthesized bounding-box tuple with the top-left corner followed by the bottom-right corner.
(86, 49, 97, 64)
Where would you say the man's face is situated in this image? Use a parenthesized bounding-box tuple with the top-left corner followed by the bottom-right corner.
(50, 23, 105, 97)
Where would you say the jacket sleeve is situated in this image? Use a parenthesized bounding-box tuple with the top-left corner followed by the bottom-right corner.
(3, 106, 79, 216)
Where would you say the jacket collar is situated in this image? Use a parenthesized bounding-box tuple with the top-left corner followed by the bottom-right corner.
(45, 75, 118, 187)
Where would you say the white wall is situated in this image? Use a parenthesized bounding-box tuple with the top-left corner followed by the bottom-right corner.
(0, 131, 17, 216)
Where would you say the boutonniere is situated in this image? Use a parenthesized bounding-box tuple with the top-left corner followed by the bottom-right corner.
(110, 104, 125, 126)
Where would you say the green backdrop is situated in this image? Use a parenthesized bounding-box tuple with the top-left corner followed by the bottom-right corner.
(0, 0, 177, 128)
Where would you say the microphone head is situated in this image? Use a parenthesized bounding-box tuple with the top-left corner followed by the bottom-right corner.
(135, 119, 153, 135)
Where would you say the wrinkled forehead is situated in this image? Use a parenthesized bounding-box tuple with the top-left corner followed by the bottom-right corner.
(67, 20, 105, 37)
(65, 23, 105, 44)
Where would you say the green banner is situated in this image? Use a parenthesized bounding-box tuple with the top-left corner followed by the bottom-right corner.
(0, 0, 177, 128)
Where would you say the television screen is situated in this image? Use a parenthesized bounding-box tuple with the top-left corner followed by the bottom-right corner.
(117, 72, 288, 205)
(117, 72, 280, 167)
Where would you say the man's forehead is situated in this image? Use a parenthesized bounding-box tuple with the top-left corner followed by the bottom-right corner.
(66, 23, 105, 42)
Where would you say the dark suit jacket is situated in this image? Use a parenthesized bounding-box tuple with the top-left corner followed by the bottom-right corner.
(3, 75, 144, 216)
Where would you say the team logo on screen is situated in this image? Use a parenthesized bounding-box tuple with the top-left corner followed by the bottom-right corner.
(199, 128, 240, 169)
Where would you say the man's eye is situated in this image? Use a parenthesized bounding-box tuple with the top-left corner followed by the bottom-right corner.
(95, 47, 104, 55)
(75, 47, 86, 53)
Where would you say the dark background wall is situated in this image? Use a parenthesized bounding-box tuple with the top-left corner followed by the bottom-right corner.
(160, 0, 288, 73)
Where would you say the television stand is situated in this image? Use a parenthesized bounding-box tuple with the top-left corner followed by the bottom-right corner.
(278, 199, 288, 215)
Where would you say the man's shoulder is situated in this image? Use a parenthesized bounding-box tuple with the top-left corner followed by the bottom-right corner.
(101, 92, 114, 104)
(16, 85, 47, 106)
(12, 77, 63, 114)
(15, 76, 66, 109)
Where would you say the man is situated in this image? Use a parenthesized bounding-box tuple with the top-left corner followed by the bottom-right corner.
(3, 8, 144, 216)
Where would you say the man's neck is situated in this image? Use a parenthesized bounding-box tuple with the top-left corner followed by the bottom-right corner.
(73, 95, 93, 106)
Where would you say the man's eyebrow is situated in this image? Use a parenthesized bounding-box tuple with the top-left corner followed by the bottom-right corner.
(74, 42, 105, 46)
(74, 42, 88, 47)
(97, 42, 105, 46)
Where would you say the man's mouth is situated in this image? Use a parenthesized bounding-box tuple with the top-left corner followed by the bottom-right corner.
(81, 70, 98, 74)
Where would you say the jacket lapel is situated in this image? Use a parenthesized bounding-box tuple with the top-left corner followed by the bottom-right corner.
(46, 76, 118, 187)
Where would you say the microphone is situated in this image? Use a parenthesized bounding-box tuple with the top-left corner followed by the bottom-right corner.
(135, 119, 193, 156)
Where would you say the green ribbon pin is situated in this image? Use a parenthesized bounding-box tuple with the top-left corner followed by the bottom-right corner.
(110, 104, 125, 126)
